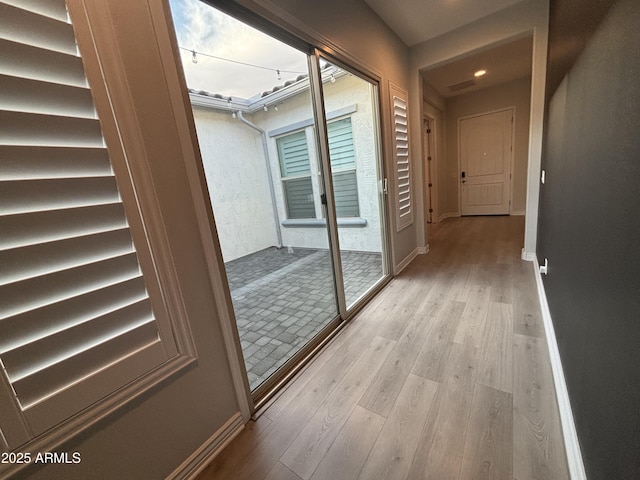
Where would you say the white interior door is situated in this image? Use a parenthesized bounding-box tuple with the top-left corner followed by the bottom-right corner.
(459, 109, 513, 215)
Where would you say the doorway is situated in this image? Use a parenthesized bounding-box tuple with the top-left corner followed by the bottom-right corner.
(459, 108, 514, 215)
(168, 0, 390, 399)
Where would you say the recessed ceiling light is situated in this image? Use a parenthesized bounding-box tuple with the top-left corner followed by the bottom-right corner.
(474, 69, 487, 77)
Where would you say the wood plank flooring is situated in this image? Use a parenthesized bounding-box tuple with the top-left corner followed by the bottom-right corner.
(198, 216, 569, 480)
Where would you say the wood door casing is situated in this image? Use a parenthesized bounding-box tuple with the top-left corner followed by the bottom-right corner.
(459, 109, 513, 215)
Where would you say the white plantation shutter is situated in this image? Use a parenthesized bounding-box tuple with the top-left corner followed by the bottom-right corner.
(0, 0, 179, 449)
(390, 84, 413, 231)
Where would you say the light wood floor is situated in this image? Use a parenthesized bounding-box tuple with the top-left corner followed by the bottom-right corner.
(199, 216, 569, 480)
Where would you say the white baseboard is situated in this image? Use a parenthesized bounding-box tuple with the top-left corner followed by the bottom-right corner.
(394, 248, 419, 275)
(168, 412, 245, 480)
(417, 244, 429, 255)
(521, 248, 536, 262)
(437, 212, 460, 223)
(532, 258, 587, 480)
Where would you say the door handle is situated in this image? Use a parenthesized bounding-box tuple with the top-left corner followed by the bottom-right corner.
(461, 171, 466, 183)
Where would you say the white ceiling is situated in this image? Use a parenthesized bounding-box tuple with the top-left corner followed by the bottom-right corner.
(421, 35, 533, 98)
(363, 0, 526, 47)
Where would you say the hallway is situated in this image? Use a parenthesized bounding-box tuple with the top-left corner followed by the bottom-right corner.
(200, 216, 569, 480)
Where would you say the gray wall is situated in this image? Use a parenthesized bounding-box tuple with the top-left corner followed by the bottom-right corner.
(538, 0, 640, 477)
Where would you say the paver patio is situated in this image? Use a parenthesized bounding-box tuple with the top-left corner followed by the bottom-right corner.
(225, 246, 383, 389)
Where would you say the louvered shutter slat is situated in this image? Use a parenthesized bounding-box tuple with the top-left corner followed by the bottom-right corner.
(0, 203, 127, 250)
(0, 111, 103, 147)
(0, 276, 148, 353)
(0, 38, 86, 86)
(0, 177, 121, 215)
(0, 145, 112, 179)
(3, 299, 154, 381)
(0, 253, 142, 321)
(0, 3, 76, 55)
(0, 0, 177, 448)
(392, 91, 413, 230)
(12, 322, 160, 409)
(0, 228, 135, 286)
(2, 0, 68, 22)
(0, 75, 95, 118)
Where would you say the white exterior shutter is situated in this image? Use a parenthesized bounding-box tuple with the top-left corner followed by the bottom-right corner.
(390, 84, 413, 231)
(0, 0, 178, 449)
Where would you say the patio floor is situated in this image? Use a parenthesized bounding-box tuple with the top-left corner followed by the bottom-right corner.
(225, 246, 383, 389)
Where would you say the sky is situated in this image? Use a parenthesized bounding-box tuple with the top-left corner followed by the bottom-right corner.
(168, 0, 309, 99)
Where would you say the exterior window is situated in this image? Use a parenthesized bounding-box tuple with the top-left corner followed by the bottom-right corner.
(327, 118, 359, 217)
(276, 118, 359, 220)
(277, 131, 315, 219)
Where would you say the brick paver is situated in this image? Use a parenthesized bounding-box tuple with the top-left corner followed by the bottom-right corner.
(225, 246, 383, 389)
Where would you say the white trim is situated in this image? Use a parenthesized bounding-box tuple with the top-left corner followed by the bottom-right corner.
(437, 212, 460, 223)
(252, 0, 385, 83)
(417, 244, 430, 255)
(521, 248, 536, 262)
(394, 247, 419, 275)
(268, 104, 358, 137)
(532, 258, 587, 480)
(146, 1, 253, 420)
(167, 412, 245, 480)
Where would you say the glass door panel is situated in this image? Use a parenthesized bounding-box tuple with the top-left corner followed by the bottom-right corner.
(169, 0, 339, 393)
(319, 58, 388, 310)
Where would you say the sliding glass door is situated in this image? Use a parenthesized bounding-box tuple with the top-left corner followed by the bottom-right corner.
(318, 57, 388, 311)
(169, 0, 388, 400)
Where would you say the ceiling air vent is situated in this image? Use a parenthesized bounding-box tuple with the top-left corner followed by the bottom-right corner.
(448, 79, 476, 92)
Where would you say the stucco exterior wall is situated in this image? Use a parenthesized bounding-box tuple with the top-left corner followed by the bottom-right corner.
(192, 73, 383, 258)
(193, 107, 279, 261)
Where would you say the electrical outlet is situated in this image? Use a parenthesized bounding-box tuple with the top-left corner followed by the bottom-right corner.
(540, 258, 548, 275)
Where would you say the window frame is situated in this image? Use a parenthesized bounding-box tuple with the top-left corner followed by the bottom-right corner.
(275, 116, 361, 221)
(276, 129, 316, 220)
